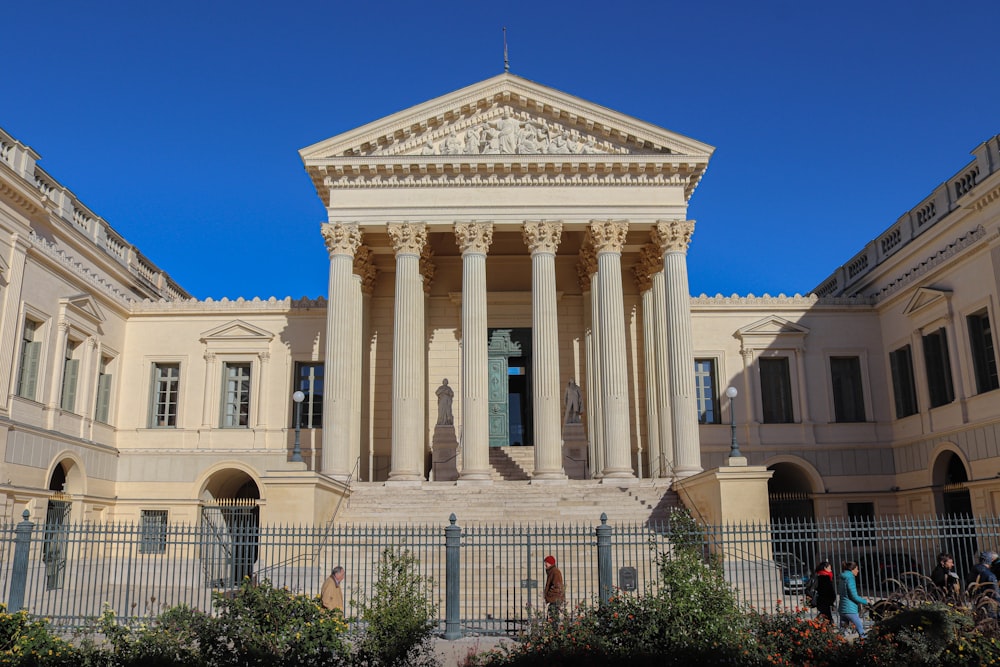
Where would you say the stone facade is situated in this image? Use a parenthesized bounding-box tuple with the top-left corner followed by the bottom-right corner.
(1, 73, 999, 525)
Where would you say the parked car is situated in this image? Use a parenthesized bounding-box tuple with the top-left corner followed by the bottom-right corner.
(773, 551, 811, 593)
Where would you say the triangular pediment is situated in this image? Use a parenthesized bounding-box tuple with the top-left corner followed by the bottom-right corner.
(302, 73, 714, 161)
(902, 287, 951, 316)
(62, 294, 105, 325)
(737, 316, 811, 338)
(200, 320, 275, 342)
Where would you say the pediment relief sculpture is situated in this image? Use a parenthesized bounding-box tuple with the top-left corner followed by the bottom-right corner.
(369, 106, 641, 158)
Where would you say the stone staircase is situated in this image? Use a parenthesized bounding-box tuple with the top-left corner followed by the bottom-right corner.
(336, 478, 681, 526)
(488, 446, 533, 481)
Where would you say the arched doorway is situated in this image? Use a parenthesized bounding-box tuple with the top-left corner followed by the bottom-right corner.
(933, 451, 972, 516)
(201, 470, 261, 588)
(44, 461, 73, 591)
(767, 462, 816, 521)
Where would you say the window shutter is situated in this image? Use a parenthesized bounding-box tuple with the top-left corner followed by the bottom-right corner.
(95, 373, 112, 423)
(61, 359, 79, 412)
(18, 342, 41, 399)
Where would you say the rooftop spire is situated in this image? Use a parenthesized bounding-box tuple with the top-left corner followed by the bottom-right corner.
(503, 26, 509, 72)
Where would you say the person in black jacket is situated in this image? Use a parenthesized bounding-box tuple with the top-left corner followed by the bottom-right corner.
(813, 560, 837, 623)
(931, 552, 960, 597)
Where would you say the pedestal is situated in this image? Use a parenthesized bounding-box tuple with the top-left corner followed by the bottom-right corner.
(561, 423, 589, 480)
(432, 426, 459, 482)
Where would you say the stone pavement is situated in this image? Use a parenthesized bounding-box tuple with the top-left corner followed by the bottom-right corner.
(430, 635, 515, 667)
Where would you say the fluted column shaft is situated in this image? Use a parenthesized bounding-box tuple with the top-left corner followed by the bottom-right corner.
(388, 223, 428, 481)
(651, 269, 674, 477)
(656, 220, 702, 478)
(591, 220, 634, 479)
(523, 221, 566, 480)
(321, 223, 362, 478)
(588, 269, 605, 478)
(638, 284, 660, 480)
(456, 222, 493, 480)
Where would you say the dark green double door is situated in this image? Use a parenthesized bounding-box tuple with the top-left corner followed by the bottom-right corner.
(487, 328, 532, 447)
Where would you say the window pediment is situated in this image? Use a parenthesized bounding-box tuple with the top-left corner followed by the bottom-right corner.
(61, 294, 105, 325)
(736, 316, 809, 350)
(200, 320, 274, 344)
(902, 287, 952, 317)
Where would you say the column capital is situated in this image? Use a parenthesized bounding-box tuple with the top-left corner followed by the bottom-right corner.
(353, 246, 378, 295)
(633, 243, 663, 293)
(653, 220, 696, 254)
(321, 222, 362, 257)
(387, 222, 428, 255)
(522, 221, 563, 254)
(588, 220, 629, 254)
(420, 244, 436, 294)
(454, 222, 494, 255)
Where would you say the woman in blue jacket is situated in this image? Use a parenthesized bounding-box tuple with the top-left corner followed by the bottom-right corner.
(837, 561, 869, 637)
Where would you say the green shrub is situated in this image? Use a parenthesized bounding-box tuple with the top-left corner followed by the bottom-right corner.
(0, 604, 77, 666)
(352, 546, 438, 667)
(751, 611, 850, 667)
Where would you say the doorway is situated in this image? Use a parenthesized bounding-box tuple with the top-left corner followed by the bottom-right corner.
(487, 328, 533, 447)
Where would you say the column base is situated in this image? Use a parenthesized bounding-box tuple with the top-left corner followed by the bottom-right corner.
(530, 474, 568, 485)
(599, 473, 637, 485)
(673, 465, 705, 479)
(387, 473, 425, 485)
(457, 472, 493, 484)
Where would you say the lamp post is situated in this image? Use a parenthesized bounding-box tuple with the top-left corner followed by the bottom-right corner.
(725, 386, 742, 459)
(291, 390, 305, 463)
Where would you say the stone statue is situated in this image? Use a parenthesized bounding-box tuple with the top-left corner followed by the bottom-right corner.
(464, 127, 481, 154)
(564, 379, 583, 424)
(436, 378, 454, 426)
(420, 140, 436, 155)
(443, 131, 463, 155)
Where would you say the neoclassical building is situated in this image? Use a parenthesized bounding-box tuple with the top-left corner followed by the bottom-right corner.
(1, 73, 999, 527)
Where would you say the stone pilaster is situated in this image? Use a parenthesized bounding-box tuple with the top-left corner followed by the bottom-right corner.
(589, 220, 634, 480)
(0, 234, 29, 413)
(523, 221, 566, 481)
(321, 222, 362, 479)
(455, 222, 494, 481)
(202, 353, 217, 428)
(654, 220, 702, 478)
(635, 245, 661, 479)
(387, 222, 428, 482)
(47, 320, 70, 414)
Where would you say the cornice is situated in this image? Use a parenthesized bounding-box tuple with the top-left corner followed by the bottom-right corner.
(690, 293, 875, 307)
(28, 231, 135, 307)
(871, 225, 987, 303)
(0, 177, 41, 216)
(129, 296, 329, 314)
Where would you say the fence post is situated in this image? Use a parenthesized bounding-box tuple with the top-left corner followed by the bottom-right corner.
(444, 513, 462, 640)
(8, 510, 34, 611)
(596, 512, 612, 605)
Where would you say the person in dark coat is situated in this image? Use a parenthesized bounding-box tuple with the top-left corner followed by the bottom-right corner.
(931, 552, 960, 597)
(543, 555, 565, 620)
(967, 551, 999, 611)
(814, 560, 837, 623)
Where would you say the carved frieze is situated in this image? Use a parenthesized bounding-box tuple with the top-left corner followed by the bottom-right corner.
(321, 222, 362, 257)
(454, 222, 495, 255)
(376, 106, 631, 158)
(387, 222, 428, 255)
(588, 220, 629, 254)
(653, 220, 695, 254)
(522, 221, 563, 255)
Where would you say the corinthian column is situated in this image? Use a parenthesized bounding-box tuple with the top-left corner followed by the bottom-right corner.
(581, 242, 605, 478)
(388, 222, 428, 482)
(321, 222, 362, 479)
(654, 220, 702, 478)
(523, 221, 566, 481)
(455, 222, 494, 481)
(590, 220, 635, 480)
(649, 240, 674, 478)
(634, 246, 661, 479)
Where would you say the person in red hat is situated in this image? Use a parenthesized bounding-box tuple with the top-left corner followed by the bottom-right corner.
(543, 555, 564, 620)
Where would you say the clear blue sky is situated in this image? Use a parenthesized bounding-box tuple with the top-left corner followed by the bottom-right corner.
(4, 1, 998, 300)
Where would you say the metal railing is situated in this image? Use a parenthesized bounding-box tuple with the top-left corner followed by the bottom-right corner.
(2, 512, 998, 635)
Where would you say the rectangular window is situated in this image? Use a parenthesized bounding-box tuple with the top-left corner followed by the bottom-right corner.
(150, 363, 180, 428)
(222, 362, 251, 428)
(294, 362, 324, 428)
(94, 356, 113, 424)
(889, 345, 919, 418)
(759, 357, 794, 423)
(60, 340, 80, 412)
(968, 310, 999, 394)
(923, 328, 955, 408)
(17, 319, 42, 400)
(694, 359, 720, 424)
(139, 510, 168, 554)
(830, 356, 866, 422)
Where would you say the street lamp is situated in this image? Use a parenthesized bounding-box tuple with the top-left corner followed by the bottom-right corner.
(291, 390, 305, 463)
(725, 386, 742, 459)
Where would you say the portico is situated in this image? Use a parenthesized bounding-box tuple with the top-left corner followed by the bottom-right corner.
(300, 73, 714, 484)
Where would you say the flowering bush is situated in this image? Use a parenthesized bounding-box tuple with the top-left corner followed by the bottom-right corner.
(752, 610, 850, 667)
(0, 605, 75, 666)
